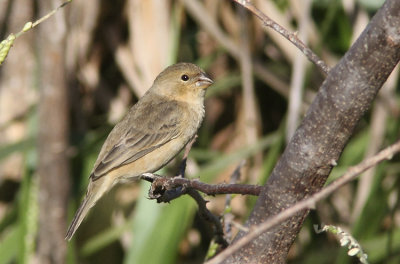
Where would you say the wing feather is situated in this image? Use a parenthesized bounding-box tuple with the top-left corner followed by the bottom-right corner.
(91, 96, 183, 180)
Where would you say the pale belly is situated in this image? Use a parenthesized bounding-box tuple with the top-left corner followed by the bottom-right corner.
(109, 134, 192, 182)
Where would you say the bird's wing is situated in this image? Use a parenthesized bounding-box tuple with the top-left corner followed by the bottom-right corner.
(90, 98, 183, 180)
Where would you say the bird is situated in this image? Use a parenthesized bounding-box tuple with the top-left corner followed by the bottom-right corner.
(65, 63, 213, 240)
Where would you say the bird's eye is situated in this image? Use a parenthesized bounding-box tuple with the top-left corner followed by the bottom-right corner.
(181, 74, 189, 81)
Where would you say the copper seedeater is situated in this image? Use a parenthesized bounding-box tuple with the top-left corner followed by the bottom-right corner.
(66, 63, 213, 240)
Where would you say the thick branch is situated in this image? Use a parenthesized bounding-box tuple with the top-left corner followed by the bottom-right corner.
(222, 0, 400, 263)
(207, 139, 400, 264)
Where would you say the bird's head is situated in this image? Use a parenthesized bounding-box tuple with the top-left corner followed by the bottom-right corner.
(151, 63, 214, 102)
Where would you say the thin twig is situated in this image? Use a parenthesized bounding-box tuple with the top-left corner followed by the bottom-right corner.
(205, 140, 400, 264)
(29, 0, 72, 31)
(141, 174, 261, 198)
(232, 0, 330, 75)
(0, 0, 72, 65)
(140, 174, 231, 248)
(141, 137, 236, 249)
(186, 189, 229, 248)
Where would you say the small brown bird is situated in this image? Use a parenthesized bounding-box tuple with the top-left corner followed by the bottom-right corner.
(66, 63, 213, 240)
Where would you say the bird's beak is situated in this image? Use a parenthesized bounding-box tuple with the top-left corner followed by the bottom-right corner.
(196, 73, 214, 88)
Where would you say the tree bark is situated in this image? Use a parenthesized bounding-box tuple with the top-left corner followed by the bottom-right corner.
(37, 1, 70, 263)
(223, 0, 400, 263)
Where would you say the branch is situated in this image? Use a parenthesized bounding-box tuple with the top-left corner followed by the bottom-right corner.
(140, 138, 252, 250)
(232, 0, 330, 75)
(187, 189, 229, 249)
(140, 173, 237, 249)
(140, 174, 261, 201)
(221, 0, 400, 262)
(206, 139, 400, 264)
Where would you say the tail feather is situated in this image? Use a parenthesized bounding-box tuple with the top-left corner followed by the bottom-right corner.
(65, 193, 93, 241)
(66, 173, 114, 240)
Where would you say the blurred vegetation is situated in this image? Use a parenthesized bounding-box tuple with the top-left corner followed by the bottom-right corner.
(0, 0, 399, 264)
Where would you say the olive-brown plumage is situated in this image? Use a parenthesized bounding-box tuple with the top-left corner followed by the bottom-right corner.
(66, 63, 213, 240)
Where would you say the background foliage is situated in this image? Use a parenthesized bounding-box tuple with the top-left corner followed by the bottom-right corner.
(0, 0, 399, 263)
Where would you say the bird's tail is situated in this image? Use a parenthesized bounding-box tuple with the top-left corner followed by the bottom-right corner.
(65, 178, 109, 241)
(65, 191, 94, 241)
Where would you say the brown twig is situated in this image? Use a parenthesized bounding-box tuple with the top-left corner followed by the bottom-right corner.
(232, 0, 330, 75)
(186, 189, 229, 249)
(205, 139, 400, 264)
(141, 137, 236, 249)
(140, 170, 259, 249)
(140, 173, 232, 248)
(140, 174, 261, 198)
(140, 159, 254, 250)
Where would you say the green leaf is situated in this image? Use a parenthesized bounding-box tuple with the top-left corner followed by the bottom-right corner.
(17, 172, 38, 264)
(0, 226, 19, 264)
(123, 182, 196, 264)
(0, 138, 35, 161)
(81, 219, 131, 257)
